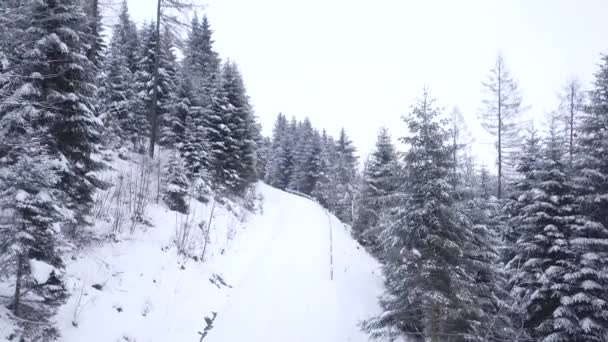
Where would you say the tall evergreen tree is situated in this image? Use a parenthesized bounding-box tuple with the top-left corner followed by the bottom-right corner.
(101, 9, 137, 147)
(221, 60, 257, 192)
(569, 53, 608, 341)
(334, 128, 358, 223)
(364, 91, 482, 340)
(312, 130, 339, 210)
(163, 152, 189, 214)
(266, 113, 292, 189)
(0, 0, 104, 234)
(289, 118, 320, 194)
(134, 22, 176, 152)
(353, 127, 399, 247)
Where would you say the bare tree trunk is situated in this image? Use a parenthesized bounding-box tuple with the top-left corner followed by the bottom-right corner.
(569, 82, 575, 168)
(13, 253, 23, 317)
(497, 60, 502, 200)
(87, 0, 100, 66)
(148, 0, 162, 158)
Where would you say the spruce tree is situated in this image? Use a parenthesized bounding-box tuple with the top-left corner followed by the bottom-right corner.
(364, 90, 490, 341)
(266, 113, 292, 189)
(221, 60, 257, 192)
(163, 152, 189, 214)
(101, 18, 135, 147)
(312, 130, 339, 210)
(0, 0, 104, 234)
(0, 135, 67, 316)
(353, 127, 399, 248)
(289, 118, 320, 194)
(134, 22, 176, 152)
(334, 128, 358, 223)
(569, 53, 608, 341)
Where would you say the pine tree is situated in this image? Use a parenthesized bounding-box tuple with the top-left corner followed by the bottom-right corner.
(289, 118, 320, 194)
(83, 0, 105, 69)
(255, 134, 272, 181)
(101, 13, 136, 147)
(334, 128, 358, 224)
(163, 152, 189, 214)
(266, 113, 292, 189)
(480, 54, 526, 199)
(364, 90, 498, 341)
(353, 127, 399, 248)
(177, 67, 210, 182)
(0, 135, 67, 316)
(568, 53, 608, 341)
(312, 130, 339, 209)
(184, 14, 221, 108)
(0, 0, 104, 235)
(158, 27, 180, 148)
(114, 0, 139, 74)
(221, 60, 257, 192)
(134, 22, 176, 152)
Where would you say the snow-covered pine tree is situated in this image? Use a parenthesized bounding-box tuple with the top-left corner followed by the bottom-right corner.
(0, 136, 67, 317)
(163, 152, 189, 214)
(101, 11, 137, 148)
(134, 21, 176, 152)
(184, 14, 221, 108)
(334, 128, 358, 224)
(568, 53, 608, 341)
(312, 130, 339, 210)
(158, 26, 181, 149)
(480, 54, 526, 199)
(288, 118, 320, 195)
(221, 60, 257, 193)
(0, 0, 105, 235)
(507, 119, 597, 340)
(363, 90, 489, 341)
(114, 0, 140, 75)
(353, 127, 399, 248)
(255, 134, 272, 181)
(177, 66, 210, 182)
(205, 73, 238, 191)
(82, 0, 105, 69)
(266, 113, 292, 189)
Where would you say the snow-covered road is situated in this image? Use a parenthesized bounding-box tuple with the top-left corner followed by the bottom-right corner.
(206, 184, 383, 342)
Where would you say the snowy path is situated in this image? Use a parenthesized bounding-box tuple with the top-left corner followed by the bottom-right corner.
(205, 184, 383, 342)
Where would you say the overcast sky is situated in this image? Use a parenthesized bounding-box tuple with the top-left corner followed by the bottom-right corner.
(123, 0, 607, 167)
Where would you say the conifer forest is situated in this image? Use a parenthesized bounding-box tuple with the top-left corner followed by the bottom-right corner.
(1, 1, 608, 341)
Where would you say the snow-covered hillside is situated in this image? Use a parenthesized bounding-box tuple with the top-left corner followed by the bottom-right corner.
(1, 169, 383, 341)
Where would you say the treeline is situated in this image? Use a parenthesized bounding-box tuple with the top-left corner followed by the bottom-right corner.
(0, 0, 259, 326)
(259, 114, 359, 223)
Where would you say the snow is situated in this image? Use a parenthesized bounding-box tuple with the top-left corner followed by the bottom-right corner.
(29, 259, 56, 284)
(49, 182, 382, 341)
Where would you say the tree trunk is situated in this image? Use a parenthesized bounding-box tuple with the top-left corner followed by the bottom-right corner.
(13, 253, 23, 317)
(569, 82, 575, 168)
(497, 60, 502, 199)
(148, 0, 162, 158)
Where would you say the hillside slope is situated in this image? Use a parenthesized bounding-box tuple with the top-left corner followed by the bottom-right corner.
(29, 183, 384, 341)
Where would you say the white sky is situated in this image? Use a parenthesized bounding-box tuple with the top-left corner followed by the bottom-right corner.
(123, 0, 607, 167)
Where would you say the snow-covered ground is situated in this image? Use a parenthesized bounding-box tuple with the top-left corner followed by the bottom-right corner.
(205, 185, 383, 342)
(1, 177, 383, 341)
